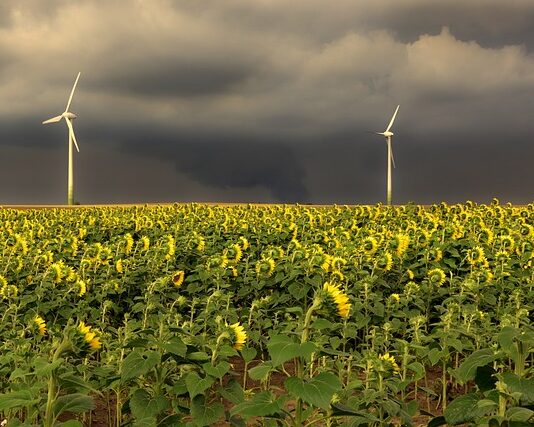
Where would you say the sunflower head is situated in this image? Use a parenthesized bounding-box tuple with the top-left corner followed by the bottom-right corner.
(77, 280, 87, 297)
(256, 257, 275, 277)
(172, 271, 185, 287)
(323, 282, 351, 318)
(467, 246, 485, 265)
(427, 268, 446, 286)
(229, 323, 247, 351)
(499, 235, 515, 253)
(34, 315, 47, 336)
(77, 321, 101, 352)
(376, 251, 393, 272)
(378, 352, 401, 374)
(362, 236, 378, 256)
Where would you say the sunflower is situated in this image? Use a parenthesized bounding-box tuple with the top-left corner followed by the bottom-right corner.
(229, 323, 247, 350)
(231, 244, 243, 262)
(323, 282, 351, 318)
(77, 280, 87, 297)
(172, 271, 185, 287)
(376, 251, 393, 272)
(427, 248, 443, 263)
(495, 250, 509, 262)
(362, 236, 378, 256)
(239, 236, 249, 251)
(34, 315, 47, 335)
(115, 259, 123, 274)
(389, 293, 401, 303)
(256, 257, 275, 277)
(428, 268, 446, 286)
(393, 234, 410, 257)
(467, 246, 485, 265)
(78, 321, 101, 351)
(499, 235, 515, 253)
(140, 236, 150, 251)
(124, 233, 134, 255)
(379, 352, 400, 374)
(476, 269, 494, 285)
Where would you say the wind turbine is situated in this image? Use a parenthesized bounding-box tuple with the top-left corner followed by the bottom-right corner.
(42, 72, 81, 205)
(375, 104, 399, 206)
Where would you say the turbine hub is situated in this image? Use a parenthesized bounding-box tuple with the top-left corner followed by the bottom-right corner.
(64, 112, 77, 120)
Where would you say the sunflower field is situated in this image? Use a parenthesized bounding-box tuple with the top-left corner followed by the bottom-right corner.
(0, 201, 533, 427)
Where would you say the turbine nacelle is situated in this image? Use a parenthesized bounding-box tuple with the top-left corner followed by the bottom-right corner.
(64, 112, 77, 120)
(376, 131, 394, 138)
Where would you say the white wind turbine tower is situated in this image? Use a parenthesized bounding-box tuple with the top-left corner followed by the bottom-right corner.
(42, 72, 81, 206)
(375, 104, 400, 206)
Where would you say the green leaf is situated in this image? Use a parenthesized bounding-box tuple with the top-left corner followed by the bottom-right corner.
(285, 372, 341, 410)
(502, 373, 534, 405)
(498, 326, 519, 349)
(185, 372, 215, 399)
(506, 407, 534, 422)
(455, 349, 496, 385)
(0, 390, 40, 412)
(407, 362, 425, 380)
(190, 395, 224, 426)
(311, 318, 335, 330)
(427, 348, 443, 366)
(187, 352, 210, 362)
(266, 335, 316, 367)
(130, 389, 170, 419)
(121, 350, 160, 382)
(9, 368, 31, 381)
(202, 361, 230, 379)
(33, 357, 64, 377)
(161, 337, 187, 357)
(53, 393, 94, 417)
(248, 362, 274, 381)
(444, 393, 495, 425)
(240, 347, 257, 364)
(230, 391, 285, 418)
(217, 380, 244, 405)
(58, 373, 102, 396)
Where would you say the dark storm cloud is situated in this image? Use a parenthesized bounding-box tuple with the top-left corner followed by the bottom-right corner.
(119, 131, 311, 203)
(177, 0, 534, 50)
(0, 0, 533, 204)
(373, 2, 534, 50)
(91, 61, 257, 98)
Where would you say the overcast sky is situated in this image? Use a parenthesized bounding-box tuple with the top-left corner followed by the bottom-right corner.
(1, 0, 533, 205)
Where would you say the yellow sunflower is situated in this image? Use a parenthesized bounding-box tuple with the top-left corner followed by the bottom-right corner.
(34, 315, 47, 335)
(77, 321, 101, 351)
(428, 268, 446, 286)
(229, 323, 247, 351)
(323, 282, 351, 318)
(172, 271, 185, 287)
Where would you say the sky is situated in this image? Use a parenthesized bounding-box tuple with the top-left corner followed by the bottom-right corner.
(0, 0, 533, 205)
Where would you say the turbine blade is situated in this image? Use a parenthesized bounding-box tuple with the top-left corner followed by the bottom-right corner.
(65, 118, 80, 152)
(42, 115, 63, 125)
(385, 104, 400, 133)
(390, 146, 396, 168)
(64, 72, 81, 113)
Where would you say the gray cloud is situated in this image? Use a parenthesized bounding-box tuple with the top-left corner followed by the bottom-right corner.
(0, 1, 533, 204)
